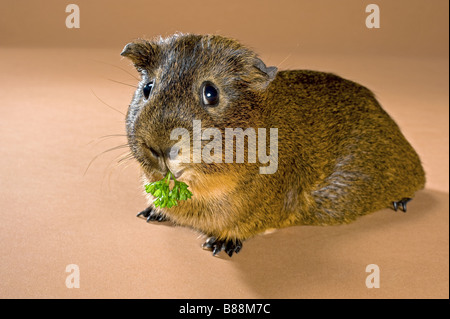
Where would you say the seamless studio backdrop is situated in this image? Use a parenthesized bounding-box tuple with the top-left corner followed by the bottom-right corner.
(0, 0, 448, 298)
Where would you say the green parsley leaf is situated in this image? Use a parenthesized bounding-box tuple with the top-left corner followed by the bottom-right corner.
(144, 172, 193, 208)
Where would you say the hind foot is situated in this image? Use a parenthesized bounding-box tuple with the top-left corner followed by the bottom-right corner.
(202, 237, 243, 257)
(136, 206, 168, 222)
(393, 198, 412, 213)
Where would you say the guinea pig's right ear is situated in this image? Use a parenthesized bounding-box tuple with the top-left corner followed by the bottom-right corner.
(253, 58, 278, 90)
(120, 39, 160, 72)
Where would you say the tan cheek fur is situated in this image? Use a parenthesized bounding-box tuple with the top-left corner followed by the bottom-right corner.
(182, 172, 238, 203)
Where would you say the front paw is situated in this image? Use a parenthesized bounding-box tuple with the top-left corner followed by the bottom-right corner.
(136, 206, 168, 222)
(202, 237, 243, 257)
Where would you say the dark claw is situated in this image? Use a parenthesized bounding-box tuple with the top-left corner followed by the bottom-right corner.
(400, 198, 412, 213)
(212, 245, 223, 256)
(136, 206, 168, 222)
(393, 198, 412, 213)
(225, 241, 235, 257)
(202, 237, 216, 250)
(234, 240, 242, 254)
(137, 206, 152, 218)
(202, 237, 243, 257)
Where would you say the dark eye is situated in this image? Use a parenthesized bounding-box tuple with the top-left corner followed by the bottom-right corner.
(143, 81, 154, 99)
(202, 82, 219, 106)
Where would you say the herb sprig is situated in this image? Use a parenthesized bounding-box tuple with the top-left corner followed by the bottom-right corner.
(145, 172, 193, 208)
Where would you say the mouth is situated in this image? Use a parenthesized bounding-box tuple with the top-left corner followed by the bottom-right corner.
(171, 169, 184, 179)
(141, 164, 187, 183)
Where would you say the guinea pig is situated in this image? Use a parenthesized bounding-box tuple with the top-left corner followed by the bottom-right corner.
(121, 33, 425, 257)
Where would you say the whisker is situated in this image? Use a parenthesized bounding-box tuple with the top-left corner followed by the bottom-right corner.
(101, 150, 138, 190)
(102, 151, 130, 188)
(277, 53, 292, 69)
(91, 89, 126, 116)
(116, 160, 135, 174)
(116, 154, 136, 175)
(91, 59, 140, 81)
(84, 144, 131, 176)
(117, 152, 134, 164)
(87, 134, 128, 146)
(108, 78, 137, 88)
(99, 134, 127, 137)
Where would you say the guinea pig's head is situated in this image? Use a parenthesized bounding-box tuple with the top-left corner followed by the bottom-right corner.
(121, 33, 277, 189)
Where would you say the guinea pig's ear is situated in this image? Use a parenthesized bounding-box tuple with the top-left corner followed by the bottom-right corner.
(253, 58, 278, 89)
(120, 39, 160, 72)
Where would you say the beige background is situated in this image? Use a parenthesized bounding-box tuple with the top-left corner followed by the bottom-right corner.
(0, 0, 448, 298)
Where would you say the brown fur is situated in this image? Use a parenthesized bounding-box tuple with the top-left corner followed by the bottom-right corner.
(122, 33, 425, 244)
